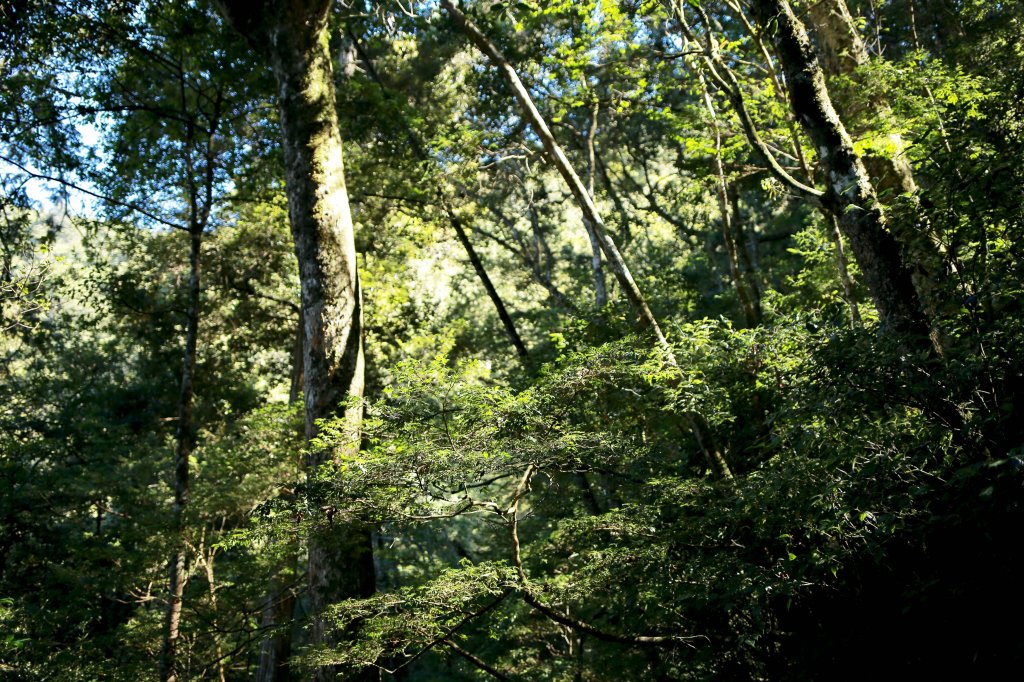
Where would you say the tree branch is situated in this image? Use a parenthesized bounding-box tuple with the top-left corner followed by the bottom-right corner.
(0, 154, 188, 231)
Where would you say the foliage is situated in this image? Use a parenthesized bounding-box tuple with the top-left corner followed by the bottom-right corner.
(1, 0, 1023, 679)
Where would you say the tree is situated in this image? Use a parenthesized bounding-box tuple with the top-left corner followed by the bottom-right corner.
(440, 0, 670, 349)
(677, 0, 927, 336)
(213, 1, 375, 679)
(3, 0, 1024, 678)
(747, 0, 927, 337)
(806, 0, 955, 336)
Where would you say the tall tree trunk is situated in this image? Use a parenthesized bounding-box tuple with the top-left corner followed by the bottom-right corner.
(748, 0, 928, 338)
(806, 0, 918, 193)
(582, 98, 608, 308)
(718, 0, 859, 322)
(257, 547, 298, 682)
(159, 54, 224, 682)
(272, 22, 374, 682)
(807, 0, 955, 340)
(159, 227, 202, 682)
(216, 3, 376, 680)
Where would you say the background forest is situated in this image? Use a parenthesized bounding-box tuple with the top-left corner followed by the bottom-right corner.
(1, 0, 1022, 679)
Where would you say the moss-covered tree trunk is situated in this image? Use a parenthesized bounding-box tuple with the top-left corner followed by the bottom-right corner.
(807, 0, 956, 343)
(808, 0, 917, 195)
(216, 2, 375, 680)
(750, 0, 927, 337)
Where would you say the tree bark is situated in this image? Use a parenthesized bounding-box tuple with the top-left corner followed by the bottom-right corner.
(582, 98, 609, 308)
(807, 0, 956, 341)
(216, 3, 376, 680)
(749, 0, 928, 337)
(806, 0, 918, 197)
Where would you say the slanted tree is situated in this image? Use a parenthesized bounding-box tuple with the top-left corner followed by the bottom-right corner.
(347, 30, 530, 365)
(808, 0, 917, 195)
(441, 0, 734, 480)
(440, 0, 668, 348)
(806, 0, 957, 341)
(747, 0, 927, 337)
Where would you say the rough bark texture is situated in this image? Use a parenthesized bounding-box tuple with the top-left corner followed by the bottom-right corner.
(273, 23, 375, 682)
(751, 0, 928, 337)
(807, 0, 954, 341)
(216, 2, 376, 680)
(807, 0, 918, 197)
(159, 228, 202, 682)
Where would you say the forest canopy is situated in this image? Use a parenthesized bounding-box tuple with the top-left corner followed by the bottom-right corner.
(1, 0, 1022, 679)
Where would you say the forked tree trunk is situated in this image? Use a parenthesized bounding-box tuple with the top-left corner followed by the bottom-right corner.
(216, 2, 376, 680)
(808, 0, 917, 195)
(807, 0, 954, 342)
